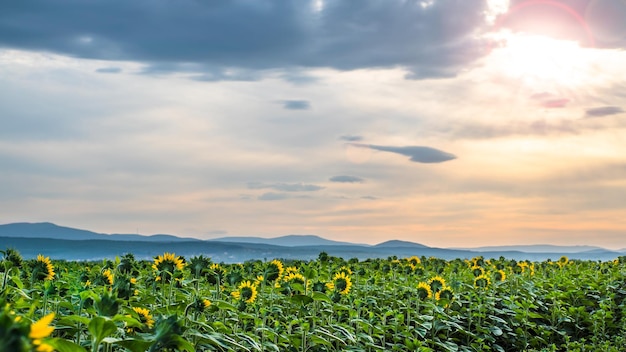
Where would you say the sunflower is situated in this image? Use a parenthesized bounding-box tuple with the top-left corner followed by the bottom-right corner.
(471, 265, 485, 277)
(1, 248, 23, 270)
(474, 275, 491, 289)
(416, 282, 433, 300)
(266, 259, 284, 282)
(326, 272, 352, 295)
(207, 263, 225, 285)
(32, 255, 55, 282)
(557, 256, 569, 268)
(284, 266, 299, 275)
(494, 269, 506, 282)
(132, 307, 154, 329)
(428, 276, 446, 293)
(153, 252, 185, 282)
(30, 313, 55, 352)
(406, 256, 421, 267)
(102, 269, 114, 285)
(435, 286, 454, 306)
(231, 280, 258, 304)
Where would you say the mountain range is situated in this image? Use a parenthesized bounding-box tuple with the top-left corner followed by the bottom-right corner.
(0, 222, 623, 262)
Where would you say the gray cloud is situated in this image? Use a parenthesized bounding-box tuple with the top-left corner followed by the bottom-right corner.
(95, 67, 122, 74)
(248, 182, 324, 192)
(339, 135, 363, 142)
(350, 143, 456, 163)
(258, 192, 290, 201)
(0, 0, 493, 80)
(329, 175, 364, 183)
(585, 106, 624, 118)
(282, 100, 310, 110)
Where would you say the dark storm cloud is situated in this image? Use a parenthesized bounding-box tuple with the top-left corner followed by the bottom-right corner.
(95, 67, 122, 74)
(329, 175, 364, 183)
(282, 100, 310, 110)
(585, 106, 624, 118)
(248, 182, 324, 192)
(339, 135, 363, 142)
(0, 0, 492, 79)
(350, 143, 456, 163)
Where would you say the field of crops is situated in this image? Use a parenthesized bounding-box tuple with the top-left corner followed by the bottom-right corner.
(2, 249, 626, 352)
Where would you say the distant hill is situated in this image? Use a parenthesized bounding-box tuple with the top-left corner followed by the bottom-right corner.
(375, 240, 428, 248)
(456, 244, 607, 253)
(0, 222, 198, 242)
(210, 234, 365, 247)
(0, 222, 622, 262)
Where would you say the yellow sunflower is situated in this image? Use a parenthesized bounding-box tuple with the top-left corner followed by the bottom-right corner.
(428, 276, 446, 293)
(132, 307, 154, 329)
(471, 265, 485, 277)
(266, 259, 284, 282)
(102, 269, 114, 285)
(474, 275, 491, 289)
(33, 255, 55, 282)
(416, 282, 432, 300)
(435, 286, 454, 300)
(406, 256, 421, 267)
(152, 252, 185, 282)
(326, 272, 352, 295)
(231, 280, 258, 304)
(30, 313, 55, 352)
(494, 269, 506, 282)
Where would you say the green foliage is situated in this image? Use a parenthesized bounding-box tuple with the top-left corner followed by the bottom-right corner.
(2, 250, 626, 351)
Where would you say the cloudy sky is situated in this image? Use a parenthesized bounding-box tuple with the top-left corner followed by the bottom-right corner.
(2, 0, 626, 248)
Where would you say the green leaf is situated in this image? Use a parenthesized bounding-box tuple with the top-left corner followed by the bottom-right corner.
(311, 292, 332, 303)
(46, 338, 88, 352)
(88, 316, 118, 347)
(115, 339, 154, 352)
(490, 326, 503, 336)
(290, 294, 313, 306)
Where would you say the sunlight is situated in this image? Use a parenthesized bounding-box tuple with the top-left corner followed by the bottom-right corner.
(488, 32, 595, 90)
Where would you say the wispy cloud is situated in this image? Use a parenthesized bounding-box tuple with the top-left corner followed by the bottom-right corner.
(248, 182, 324, 192)
(585, 106, 624, 118)
(258, 192, 290, 201)
(281, 100, 310, 110)
(329, 175, 364, 183)
(350, 143, 456, 163)
(339, 135, 363, 142)
(95, 67, 122, 74)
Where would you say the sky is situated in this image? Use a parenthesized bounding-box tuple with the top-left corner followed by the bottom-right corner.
(1, 0, 626, 249)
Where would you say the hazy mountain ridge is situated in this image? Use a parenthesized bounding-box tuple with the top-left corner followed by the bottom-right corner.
(209, 234, 365, 247)
(0, 222, 199, 242)
(0, 223, 623, 262)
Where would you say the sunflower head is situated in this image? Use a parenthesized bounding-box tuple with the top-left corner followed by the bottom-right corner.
(187, 255, 211, 279)
(435, 286, 454, 306)
(494, 269, 506, 282)
(102, 269, 114, 285)
(471, 265, 485, 277)
(265, 260, 284, 282)
(31, 255, 55, 283)
(428, 276, 446, 293)
(131, 306, 154, 331)
(328, 272, 352, 295)
(153, 253, 185, 282)
(416, 282, 433, 300)
(474, 275, 491, 289)
(232, 281, 258, 304)
(1, 248, 23, 270)
(406, 256, 421, 267)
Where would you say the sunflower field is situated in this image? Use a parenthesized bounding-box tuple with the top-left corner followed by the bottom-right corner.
(2, 248, 626, 351)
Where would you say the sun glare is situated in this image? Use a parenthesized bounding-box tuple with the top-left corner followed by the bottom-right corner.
(488, 32, 594, 90)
